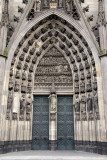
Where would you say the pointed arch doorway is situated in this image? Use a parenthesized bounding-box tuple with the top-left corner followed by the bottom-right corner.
(32, 46, 74, 150)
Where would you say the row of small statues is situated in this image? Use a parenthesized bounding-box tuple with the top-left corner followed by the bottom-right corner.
(74, 93, 98, 113)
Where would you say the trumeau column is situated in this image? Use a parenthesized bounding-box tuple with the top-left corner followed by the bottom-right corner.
(49, 83, 57, 150)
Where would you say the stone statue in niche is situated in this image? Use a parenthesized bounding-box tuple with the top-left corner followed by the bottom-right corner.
(22, 71, 26, 80)
(86, 79, 92, 92)
(58, 0, 63, 8)
(91, 57, 95, 66)
(65, 0, 71, 12)
(73, 64, 78, 72)
(26, 95, 33, 113)
(93, 68, 97, 77)
(80, 81, 85, 93)
(80, 72, 85, 80)
(12, 113, 17, 120)
(6, 111, 10, 120)
(87, 94, 93, 112)
(19, 114, 24, 121)
(17, 61, 22, 70)
(7, 92, 13, 109)
(28, 73, 32, 82)
(10, 68, 13, 76)
(20, 95, 26, 114)
(76, 55, 81, 62)
(27, 82, 33, 93)
(15, 71, 20, 79)
(26, 113, 30, 121)
(14, 81, 20, 92)
(93, 91, 99, 112)
(81, 112, 87, 121)
(93, 78, 97, 90)
(19, 53, 25, 61)
(79, 63, 84, 71)
(75, 73, 79, 82)
(44, 0, 49, 7)
(29, 65, 34, 72)
(32, 56, 37, 64)
(85, 60, 90, 69)
(75, 82, 79, 94)
(75, 95, 80, 112)
(75, 113, 80, 121)
(87, 70, 91, 79)
(80, 96, 86, 113)
(11, 57, 15, 65)
(21, 83, 26, 93)
(81, 52, 87, 60)
(23, 63, 28, 70)
(26, 55, 31, 63)
(8, 79, 14, 90)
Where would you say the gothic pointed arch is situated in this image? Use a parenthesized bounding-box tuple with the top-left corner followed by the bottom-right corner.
(6, 13, 100, 124)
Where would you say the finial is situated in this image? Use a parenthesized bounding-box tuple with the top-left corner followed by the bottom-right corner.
(51, 82, 56, 94)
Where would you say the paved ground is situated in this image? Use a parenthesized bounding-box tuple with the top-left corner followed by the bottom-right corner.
(0, 151, 107, 160)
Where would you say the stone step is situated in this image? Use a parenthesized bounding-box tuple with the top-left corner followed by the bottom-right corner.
(0, 151, 107, 160)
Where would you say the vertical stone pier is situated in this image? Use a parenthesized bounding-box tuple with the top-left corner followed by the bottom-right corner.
(49, 83, 57, 150)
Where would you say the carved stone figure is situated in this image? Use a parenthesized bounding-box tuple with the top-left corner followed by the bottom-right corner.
(86, 80, 92, 92)
(93, 68, 97, 77)
(15, 71, 20, 79)
(80, 81, 85, 93)
(21, 83, 26, 93)
(79, 63, 84, 71)
(85, 60, 90, 69)
(22, 71, 26, 80)
(26, 95, 33, 108)
(29, 65, 34, 72)
(12, 113, 17, 120)
(73, 64, 78, 72)
(75, 96, 80, 112)
(23, 63, 28, 70)
(75, 82, 79, 94)
(19, 114, 24, 121)
(75, 73, 79, 82)
(58, 0, 63, 7)
(81, 72, 85, 80)
(27, 83, 33, 93)
(10, 68, 13, 76)
(26, 55, 31, 62)
(8, 79, 14, 90)
(87, 94, 93, 112)
(28, 73, 32, 82)
(19, 53, 25, 61)
(44, 0, 49, 7)
(7, 93, 13, 109)
(20, 95, 26, 113)
(87, 70, 91, 79)
(17, 61, 22, 69)
(14, 81, 20, 92)
(93, 78, 97, 90)
(26, 113, 30, 121)
(76, 55, 81, 62)
(81, 52, 87, 60)
(93, 92, 98, 112)
(80, 96, 86, 112)
(65, 0, 71, 12)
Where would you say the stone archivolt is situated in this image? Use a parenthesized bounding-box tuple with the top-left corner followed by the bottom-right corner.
(7, 15, 99, 122)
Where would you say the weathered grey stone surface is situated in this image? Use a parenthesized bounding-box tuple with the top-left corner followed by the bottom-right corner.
(0, 0, 107, 155)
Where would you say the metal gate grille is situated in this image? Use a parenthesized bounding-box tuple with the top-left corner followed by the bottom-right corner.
(32, 95, 49, 150)
(57, 95, 74, 150)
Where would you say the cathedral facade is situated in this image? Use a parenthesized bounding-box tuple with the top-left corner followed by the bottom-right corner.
(0, 0, 107, 155)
